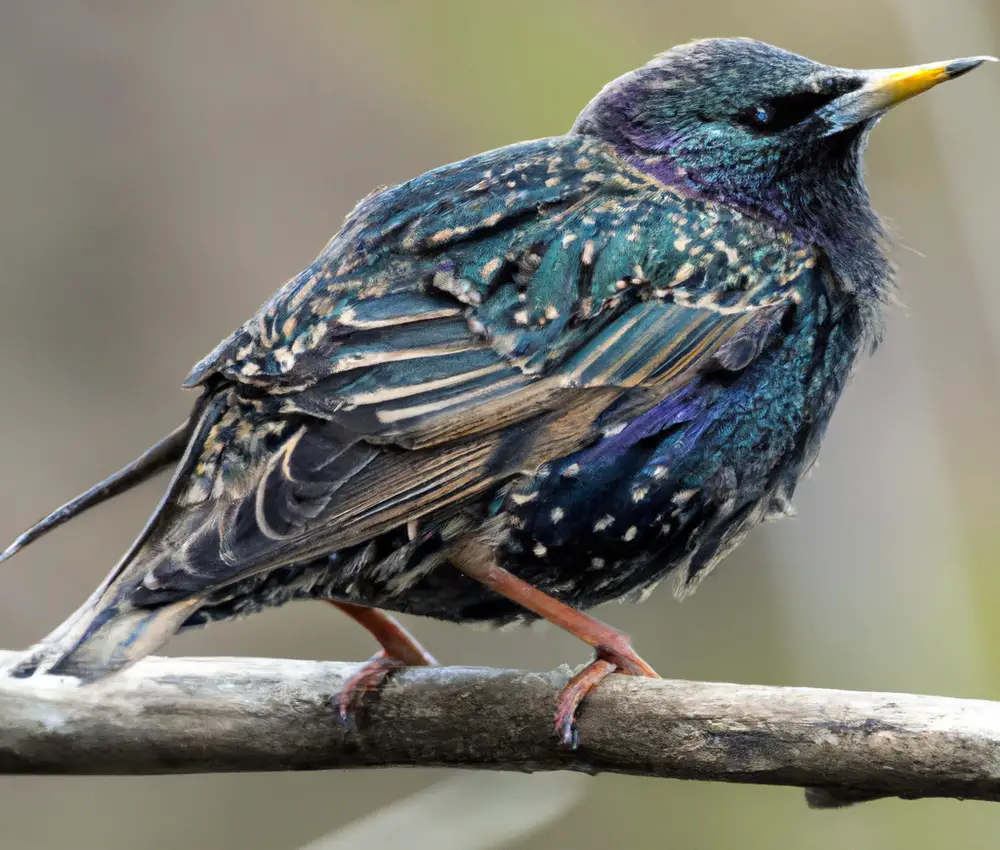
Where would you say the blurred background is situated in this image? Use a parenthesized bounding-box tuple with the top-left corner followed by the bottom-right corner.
(0, 1, 998, 848)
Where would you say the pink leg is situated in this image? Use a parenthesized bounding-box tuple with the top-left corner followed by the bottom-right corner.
(328, 601, 438, 721)
(449, 541, 658, 746)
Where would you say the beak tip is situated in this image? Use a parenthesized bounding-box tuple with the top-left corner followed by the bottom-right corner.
(945, 56, 998, 79)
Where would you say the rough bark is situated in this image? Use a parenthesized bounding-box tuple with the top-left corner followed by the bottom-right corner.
(1, 650, 997, 807)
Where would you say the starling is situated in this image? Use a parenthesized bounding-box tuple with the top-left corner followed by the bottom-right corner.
(2, 39, 993, 744)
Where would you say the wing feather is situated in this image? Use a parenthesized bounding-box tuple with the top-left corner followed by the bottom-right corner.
(116, 137, 812, 604)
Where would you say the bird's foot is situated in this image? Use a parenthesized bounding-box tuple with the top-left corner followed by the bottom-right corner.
(328, 601, 438, 727)
(553, 642, 659, 748)
(443, 540, 660, 748)
(335, 650, 409, 725)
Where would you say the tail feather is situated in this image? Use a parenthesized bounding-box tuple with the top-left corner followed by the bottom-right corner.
(11, 391, 230, 681)
(0, 420, 192, 566)
(46, 596, 202, 681)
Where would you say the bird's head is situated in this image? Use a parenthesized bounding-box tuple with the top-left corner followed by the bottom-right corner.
(573, 38, 994, 295)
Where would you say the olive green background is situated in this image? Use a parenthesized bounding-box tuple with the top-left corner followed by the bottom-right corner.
(0, 2, 998, 848)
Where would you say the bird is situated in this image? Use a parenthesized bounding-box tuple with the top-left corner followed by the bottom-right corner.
(1, 38, 993, 745)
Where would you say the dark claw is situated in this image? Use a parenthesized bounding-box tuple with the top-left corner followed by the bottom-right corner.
(552, 644, 659, 748)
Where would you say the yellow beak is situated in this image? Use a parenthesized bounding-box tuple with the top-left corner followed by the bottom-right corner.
(824, 55, 996, 133)
(861, 56, 997, 111)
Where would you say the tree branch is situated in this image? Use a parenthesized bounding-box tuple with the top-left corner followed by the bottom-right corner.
(1, 649, 998, 807)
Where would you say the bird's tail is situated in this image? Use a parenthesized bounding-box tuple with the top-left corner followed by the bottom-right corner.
(4, 393, 223, 682)
(11, 593, 203, 681)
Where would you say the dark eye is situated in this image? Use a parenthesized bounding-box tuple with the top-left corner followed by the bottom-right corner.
(738, 90, 841, 133)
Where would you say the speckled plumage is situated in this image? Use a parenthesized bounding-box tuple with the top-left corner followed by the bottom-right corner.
(179, 147, 853, 630)
(3, 38, 990, 686)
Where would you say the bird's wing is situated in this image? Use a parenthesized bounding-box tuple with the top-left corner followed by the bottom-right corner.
(91, 137, 814, 607)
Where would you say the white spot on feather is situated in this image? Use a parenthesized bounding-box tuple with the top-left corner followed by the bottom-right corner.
(273, 348, 295, 372)
(672, 489, 697, 506)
